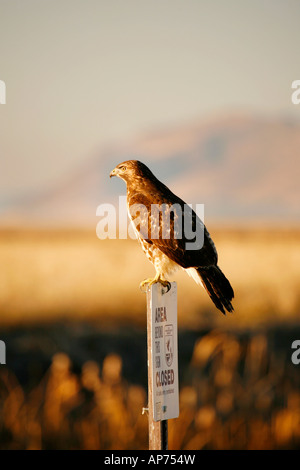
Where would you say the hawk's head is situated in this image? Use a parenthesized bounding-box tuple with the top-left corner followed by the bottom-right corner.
(110, 160, 154, 185)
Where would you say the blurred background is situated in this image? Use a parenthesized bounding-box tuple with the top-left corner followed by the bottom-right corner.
(0, 0, 300, 449)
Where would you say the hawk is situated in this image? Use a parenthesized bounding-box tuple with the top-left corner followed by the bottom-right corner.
(110, 160, 234, 314)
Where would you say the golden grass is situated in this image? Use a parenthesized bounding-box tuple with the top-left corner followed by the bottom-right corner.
(0, 227, 299, 328)
(0, 330, 299, 450)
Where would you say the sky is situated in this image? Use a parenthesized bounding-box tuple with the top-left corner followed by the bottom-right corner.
(0, 0, 300, 203)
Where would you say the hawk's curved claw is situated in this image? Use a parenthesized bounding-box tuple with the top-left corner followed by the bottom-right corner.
(160, 280, 171, 294)
(139, 277, 171, 294)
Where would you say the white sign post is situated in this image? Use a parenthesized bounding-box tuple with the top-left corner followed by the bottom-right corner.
(146, 282, 179, 449)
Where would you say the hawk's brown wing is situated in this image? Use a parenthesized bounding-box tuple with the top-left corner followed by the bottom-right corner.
(127, 191, 218, 269)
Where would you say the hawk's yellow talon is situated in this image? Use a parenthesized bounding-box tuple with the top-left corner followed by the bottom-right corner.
(139, 276, 171, 293)
(139, 278, 154, 292)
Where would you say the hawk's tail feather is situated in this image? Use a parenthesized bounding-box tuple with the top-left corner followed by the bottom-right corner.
(197, 266, 234, 315)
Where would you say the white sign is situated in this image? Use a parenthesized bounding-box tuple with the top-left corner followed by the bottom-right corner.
(150, 282, 179, 421)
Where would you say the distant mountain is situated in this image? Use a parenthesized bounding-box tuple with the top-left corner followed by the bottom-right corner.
(2, 113, 300, 226)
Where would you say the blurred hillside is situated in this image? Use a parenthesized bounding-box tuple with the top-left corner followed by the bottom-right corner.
(2, 113, 300, 226)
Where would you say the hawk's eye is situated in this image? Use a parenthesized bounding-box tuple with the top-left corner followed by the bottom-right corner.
(120, 166, 126, 171)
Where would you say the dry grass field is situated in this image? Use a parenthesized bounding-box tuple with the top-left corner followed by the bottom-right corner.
(0, 326, 299, 450)
(0, 227, 300, 449)
(0, 227, 299, 328)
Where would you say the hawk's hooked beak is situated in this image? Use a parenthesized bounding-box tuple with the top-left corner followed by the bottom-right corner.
(110, 167, 119, 178)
